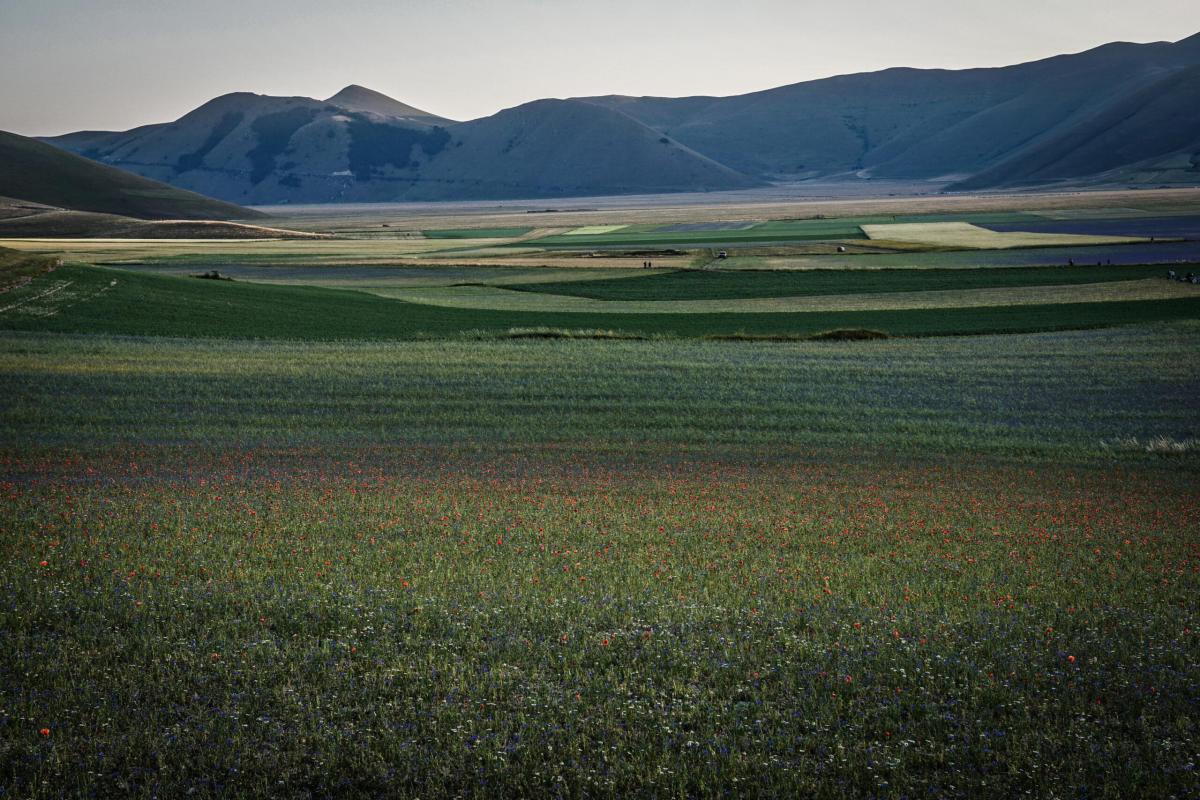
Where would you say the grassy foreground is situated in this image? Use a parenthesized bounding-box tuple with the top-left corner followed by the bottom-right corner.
(1, 325, 1198, 796)
(2, 450, 1197, 798)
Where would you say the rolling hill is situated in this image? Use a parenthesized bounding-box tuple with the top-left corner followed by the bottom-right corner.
(0, 196, 324, 238)
(0, 129, 265, 219)
(36, 31, 1200, 201)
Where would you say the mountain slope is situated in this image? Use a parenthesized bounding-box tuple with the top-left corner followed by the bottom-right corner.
(41, 91, 453, 204)
(43, 92, 760, 203)
(951, 64, 1200, 189)
(582, 32, 1200, 183)
(409, 99, 761, 199)
(0, 129, 264, 220)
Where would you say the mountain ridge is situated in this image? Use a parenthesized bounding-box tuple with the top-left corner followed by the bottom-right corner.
(37, 31, 1200, 202)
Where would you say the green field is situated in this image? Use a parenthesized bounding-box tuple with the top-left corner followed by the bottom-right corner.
(372, 279, 1189, 314)
(422, 227, 534, 239)
(2, 262, 1200, 340)
(507, 264, 1176, 300)
(3, 196, 1200, 799)
(5, 324, 1197, 454)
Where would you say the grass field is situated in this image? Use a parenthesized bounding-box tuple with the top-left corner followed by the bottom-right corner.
(3, 324, 1197, 454)
(2, 324, 1199, 797)
(507, 264, 1178, 300)
(2, 262, 1199, 339)
(422, 227, 534, 239)
(2, 191, 1199, 798)
(374, 279, 1193, 314)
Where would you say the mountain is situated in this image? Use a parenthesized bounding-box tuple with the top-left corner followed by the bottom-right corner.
(37, 33, 1200, 201)
(950, 63, 1200, 190)
(324, 85, 453, 124)
(0, 129, 264, 219)
(581, 33, 1200, 188)
(402, 99, 759, 199)
(42, 89, 760, 203)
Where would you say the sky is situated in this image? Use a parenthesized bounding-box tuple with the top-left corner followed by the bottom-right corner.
(1, 0, 1197, 136)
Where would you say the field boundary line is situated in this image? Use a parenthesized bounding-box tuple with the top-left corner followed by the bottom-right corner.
(0, 280, 73, 315)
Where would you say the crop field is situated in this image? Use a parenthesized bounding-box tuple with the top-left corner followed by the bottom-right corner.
(0, 237, 491, 263)
(257, 186, 1200, 235)
(113, 264, 652, 289)
(506, 264, 1178, 300)
(2, 262, 1200, 340)
(524, 219, 871, 248)
(1, 190, 1199, 798)
(860, 222, 1145, 249)
(989, 214, 1200, 239)
(373, 279, 1192, 314)
(710, 240, 1200, 270)
(422, 228, 534, 239)
(3, 199, 1199, 277)
(3, 325, 1198, 453)
(2, 325, 1199, 798)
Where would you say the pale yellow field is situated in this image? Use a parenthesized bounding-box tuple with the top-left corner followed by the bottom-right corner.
(0, 237, 697, 270)
(259, 188, 1200, 235)
(861, 222, 1146, 249)
(0, 238, 472, 261)
(365, 278, 1191, 314)
(0, 235, 697, 268)
(209, 267, 662, 290)
(564, 225, 629, 235)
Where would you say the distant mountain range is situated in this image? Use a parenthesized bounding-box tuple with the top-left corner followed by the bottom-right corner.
(36, 32, 1200, 204)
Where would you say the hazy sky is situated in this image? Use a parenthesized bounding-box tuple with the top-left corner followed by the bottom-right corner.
(2, 0, 1197, 136)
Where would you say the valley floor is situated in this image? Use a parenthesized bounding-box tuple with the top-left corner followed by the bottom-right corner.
(1, 191, 1198, 798)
